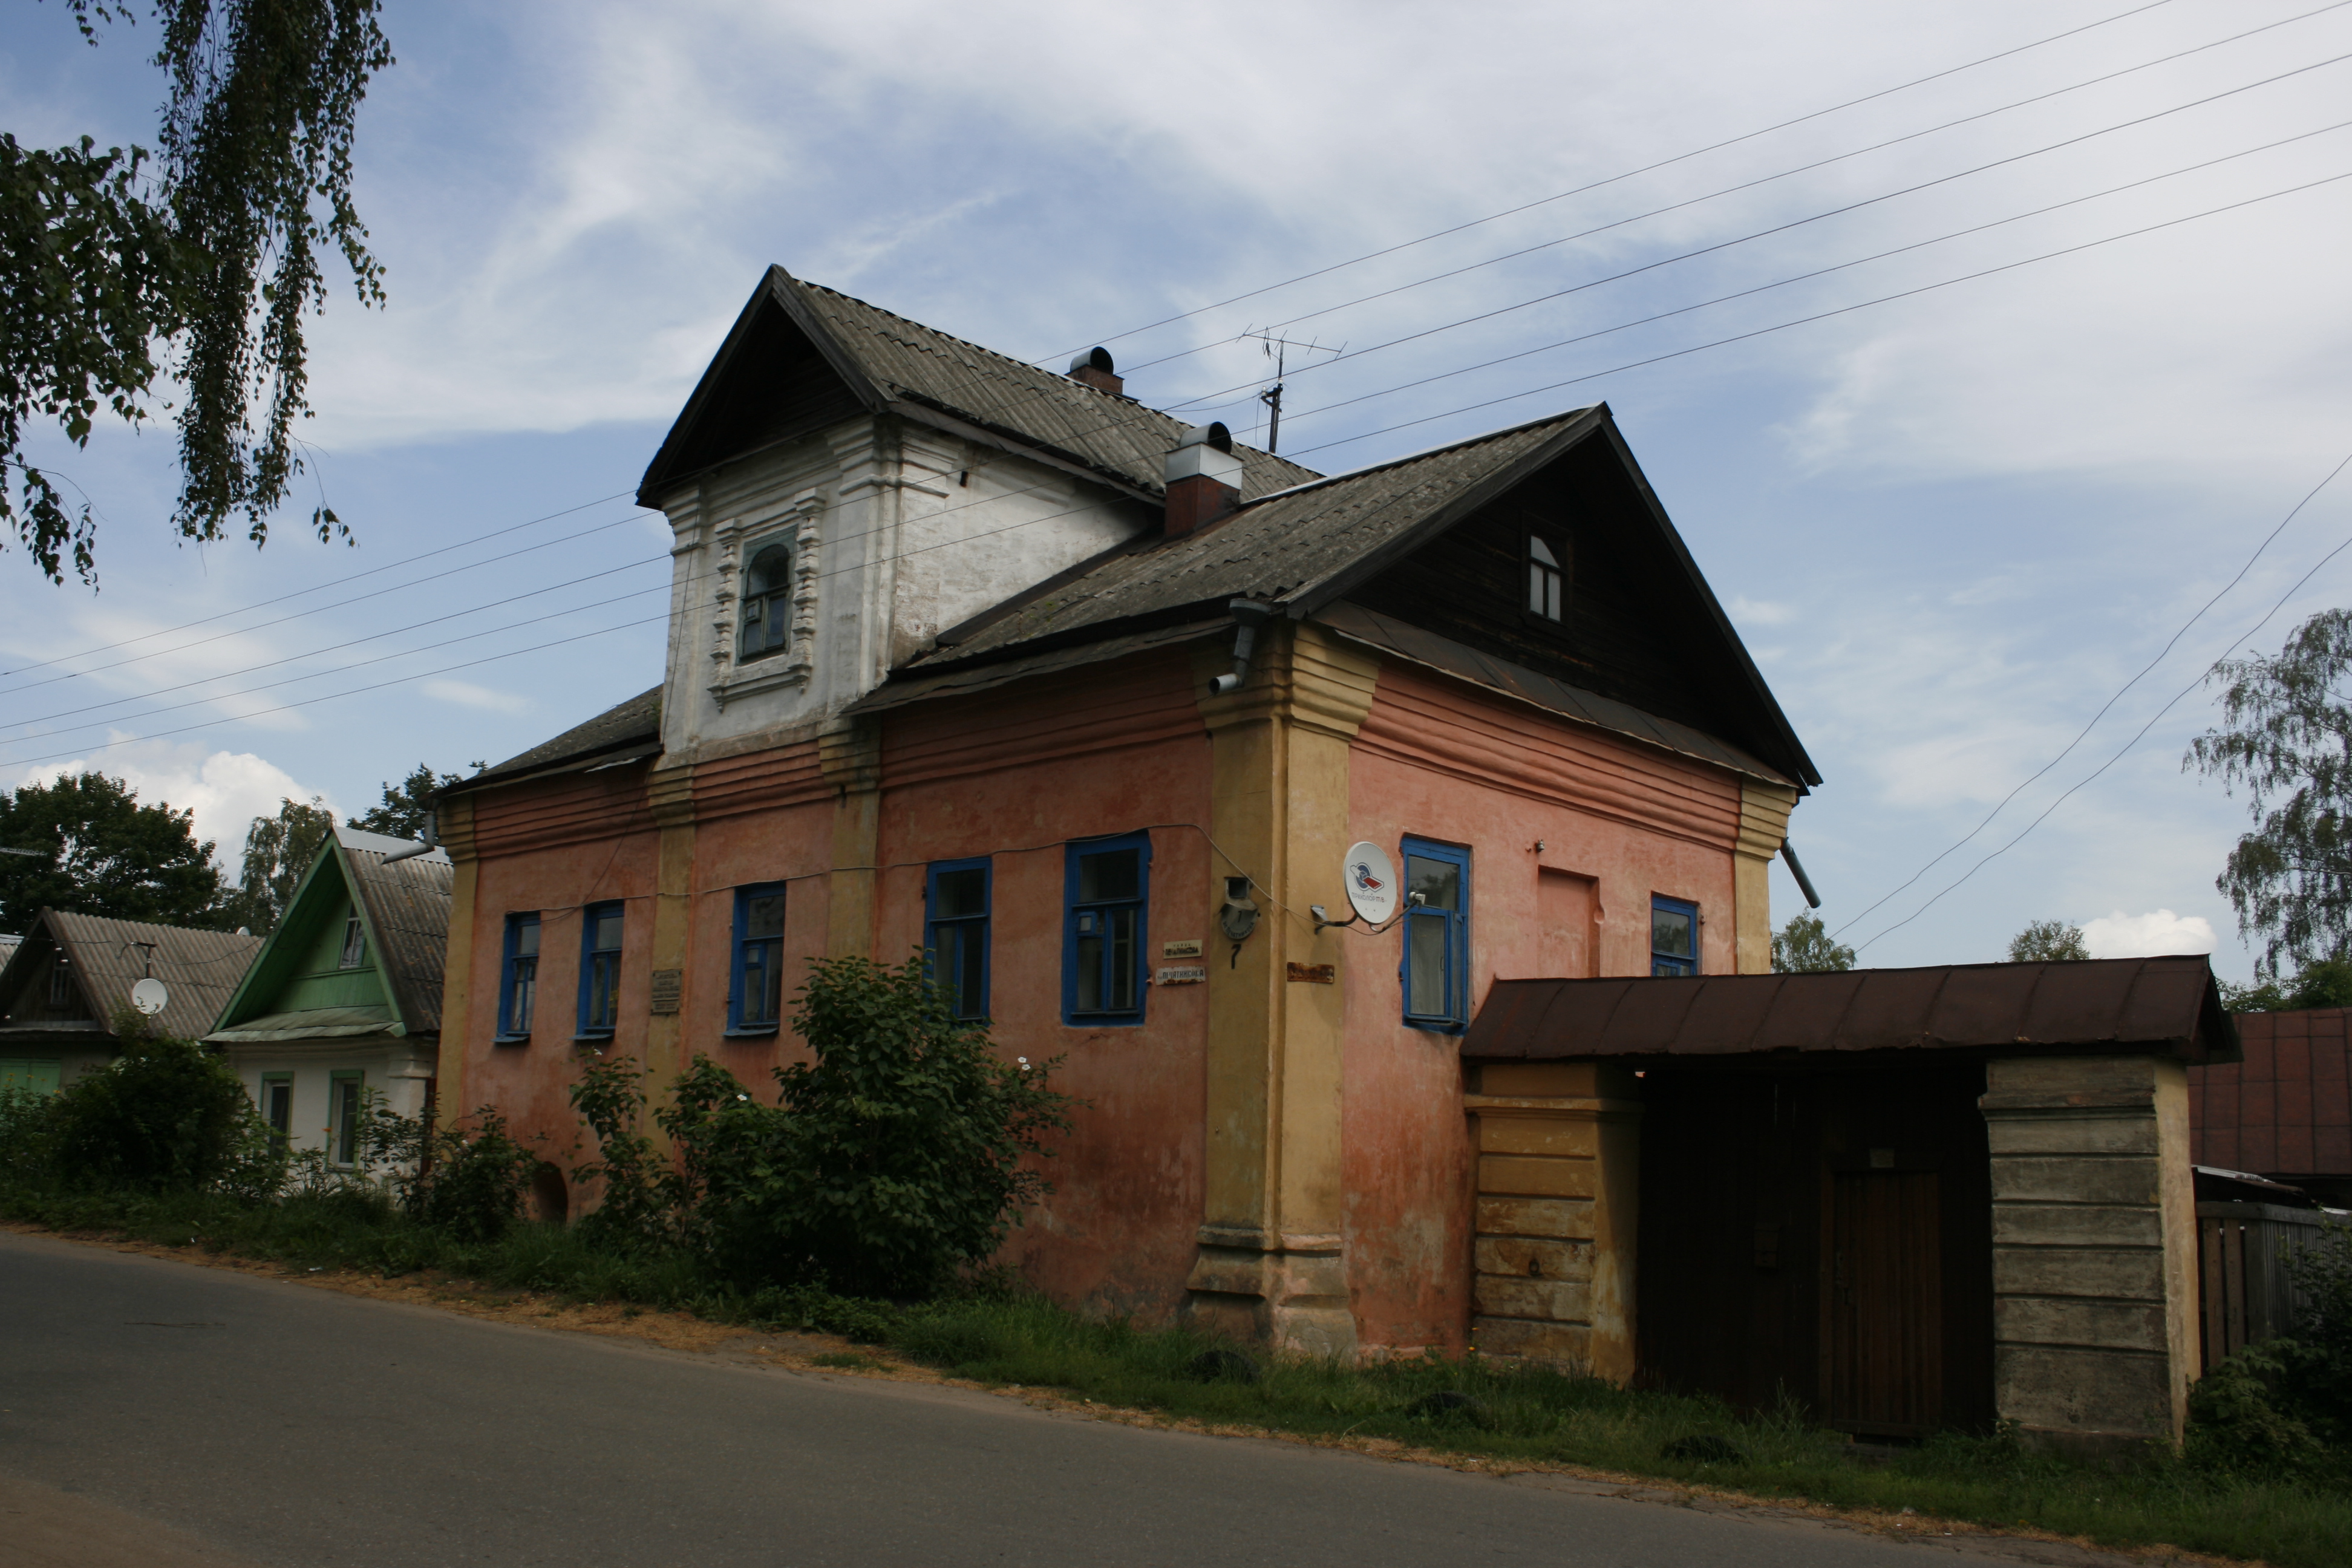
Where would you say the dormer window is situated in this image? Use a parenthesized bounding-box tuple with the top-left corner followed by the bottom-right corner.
(738, 541, 794, 662)
(1527, 535, 1564, 622)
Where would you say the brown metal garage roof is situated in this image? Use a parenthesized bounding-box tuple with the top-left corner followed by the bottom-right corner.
(1466, 956, 2237, 1065)
(2192, 1007, 2351, 1178)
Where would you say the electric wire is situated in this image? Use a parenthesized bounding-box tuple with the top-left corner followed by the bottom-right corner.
(1281, 166, 2352, 459)
(1851, 460, 2352, 954)
(1039, 0, 2190, 362)
(1149, 44, 2352, 415)
(0, 489, 643, 685)
(1170, 117, 2352, 425)
(1836, 445, 2352, 939)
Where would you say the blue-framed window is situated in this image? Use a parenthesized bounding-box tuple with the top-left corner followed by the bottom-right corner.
(1063, 833, 1149, 1025)
(497, 913, 540, 1040)
(1651, 896, 1699, 977)
(1401, 838, 1471, 1028)
(577, 902, 624, 1036)
(730, 884, 787, 1034)
(927, 859, 991, 1021)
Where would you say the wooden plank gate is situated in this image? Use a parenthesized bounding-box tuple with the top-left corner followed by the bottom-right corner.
(2197, 1200, 2327, 1371)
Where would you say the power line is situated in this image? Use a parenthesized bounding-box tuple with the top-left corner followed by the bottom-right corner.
(1279, 165, 2352, 459)
(1131, 1, 2352, 385)
(1179, 118, 2352, 428)
(1837, 445, 2352, 939)
(1851, 465, 2352, 955)
(1151, 43, 2352, 419)
(1040, 0, 2190, 364)
(0, 489, 644, 687)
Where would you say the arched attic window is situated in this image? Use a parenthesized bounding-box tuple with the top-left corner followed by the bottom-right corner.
(738, 541, 794, 662)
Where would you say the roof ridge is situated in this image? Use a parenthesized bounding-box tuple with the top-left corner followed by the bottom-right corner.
(795, 278, 1307, 475)
(1236, 405, 1597, 509)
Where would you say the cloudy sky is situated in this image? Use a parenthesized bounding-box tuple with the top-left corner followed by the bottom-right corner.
(5, 0, 2351, 977)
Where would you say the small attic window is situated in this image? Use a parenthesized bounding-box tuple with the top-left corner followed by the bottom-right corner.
(47, 961, 72, 1008)
(339, 915, 367, 970)
(1527, 535, 1564, 622)
(738, 541, 794, 662)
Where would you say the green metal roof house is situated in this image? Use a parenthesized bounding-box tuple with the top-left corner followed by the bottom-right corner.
(204, 826, 450, 1164)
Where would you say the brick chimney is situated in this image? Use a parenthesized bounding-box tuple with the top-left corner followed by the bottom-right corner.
(1068, 347, 1123, 397)
(1166, 423, 1242, 538)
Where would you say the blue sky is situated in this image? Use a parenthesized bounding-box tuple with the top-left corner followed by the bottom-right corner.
(5, 0, 2351, 978)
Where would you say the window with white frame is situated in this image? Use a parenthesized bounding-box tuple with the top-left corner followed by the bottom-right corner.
(1527, 535, 1564, 621)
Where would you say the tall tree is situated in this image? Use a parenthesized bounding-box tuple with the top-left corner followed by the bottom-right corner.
(0, 771, 222, 929)
(347, 760, 470, 840)
(2187, 608, 2352, 979)
(218, 794, 333, 933)
(1771, 912, 1855, 973)
(2008, 920, 2089, 963)
(3, 1, 393, 583)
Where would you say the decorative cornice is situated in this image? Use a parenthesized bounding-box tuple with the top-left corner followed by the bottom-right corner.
(645, 762, 696, 830)
(817, 715, 882, 795)
(1736, 779, 1798, 862)
(436, 794, 480, 864)
(1194, 621, 1380, 740)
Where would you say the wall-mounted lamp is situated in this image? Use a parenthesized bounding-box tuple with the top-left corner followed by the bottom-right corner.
(1219, 876, 1259, 965)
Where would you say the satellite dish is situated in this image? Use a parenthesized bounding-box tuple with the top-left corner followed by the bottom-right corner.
(1341, 841, 1399, 925)
(131, 978, 169, 1016)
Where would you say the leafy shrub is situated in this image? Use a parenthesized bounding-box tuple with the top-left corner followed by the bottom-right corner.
(567, 1054, 672, 1251)
(48, 1019, 264, 1192)
(2285, 1219, 2352, 1444)
(2190, 1344, 2327, 1473)
(0, 1083, 60, 1184)
(408, 1109, 542, 1243)
(658, 954, 1077, 1297)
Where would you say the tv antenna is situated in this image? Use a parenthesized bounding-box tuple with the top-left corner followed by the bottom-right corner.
(1241, 331, 1341, 455)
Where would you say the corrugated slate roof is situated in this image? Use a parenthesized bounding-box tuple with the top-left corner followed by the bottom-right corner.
(2192, 1008, 2352, 1178)
(1466, 957, 2236, 1065)
(342, 835, 452, 1034)
(930, 411, 1591, 667)
(466, 685, 662, 786)
(794, 280, 1318, 502)
(45, 912, 260, 1039)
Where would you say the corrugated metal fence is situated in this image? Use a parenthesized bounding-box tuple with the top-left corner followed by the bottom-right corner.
(2197, 1200, 2326, 1370)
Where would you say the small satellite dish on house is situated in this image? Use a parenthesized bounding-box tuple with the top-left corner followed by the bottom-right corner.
(1340, 841, 1399, 925)
(131, 978, 169, 1016)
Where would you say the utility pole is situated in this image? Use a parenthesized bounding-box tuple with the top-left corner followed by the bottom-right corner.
(1243, 331, 1340, 455)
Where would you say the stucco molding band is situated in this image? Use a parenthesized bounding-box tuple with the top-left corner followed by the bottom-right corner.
(1981, 1054, 2197, 1454)
(1466, 1060, 1641, 1382)
(1734, 779, 1797, 975)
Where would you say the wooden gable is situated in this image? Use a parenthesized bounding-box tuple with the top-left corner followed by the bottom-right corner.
(212, 846, 396, 1030)
(1340, 421, 1813, 786)
(0, 924, 91, 1028)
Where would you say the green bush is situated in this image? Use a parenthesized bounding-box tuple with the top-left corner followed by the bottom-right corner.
(404, 1108, 542, 1244)
(657, 954, 1077, 1296)
(2189, 1344, 2327, 1474)
(2285, 1219, 2352, 1444)
(48, 1019, 267, 1192)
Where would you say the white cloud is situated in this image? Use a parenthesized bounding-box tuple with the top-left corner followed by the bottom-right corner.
(422, 679, 528, 713)
(1730, 595, 1794, 626)
(2082, 908, 2216, 959)
(10, 741, 332, 861)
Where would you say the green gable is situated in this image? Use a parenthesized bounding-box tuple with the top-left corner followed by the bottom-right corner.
(212, 841, 398, 1033)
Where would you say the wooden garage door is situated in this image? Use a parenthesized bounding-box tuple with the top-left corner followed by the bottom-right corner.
(1825, 1170, 1943, 1435)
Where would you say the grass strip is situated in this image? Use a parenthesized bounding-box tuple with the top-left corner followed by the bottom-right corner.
(8, 1184, 2347, 1568)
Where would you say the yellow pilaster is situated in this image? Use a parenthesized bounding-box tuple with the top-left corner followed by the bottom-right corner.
(643, 763, 697, 1125)
(1184, 621, 1379, 1356)
(1734, 779, 1798, 974)
(819, 716, 883, 960)
(432, 793, 480, 1122)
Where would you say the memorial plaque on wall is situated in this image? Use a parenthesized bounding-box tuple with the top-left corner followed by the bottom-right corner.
(648, 969, 682, 1014)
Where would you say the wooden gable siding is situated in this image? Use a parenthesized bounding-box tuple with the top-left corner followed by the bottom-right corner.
(880, 647, 1206, 792)
(471, 765, 657, 858)
(690, 739, 829, 824)
(270, 887, 387, 1014)
(0, 934, 85, 1024)
(656, 301, 867, 492)
(1347, 439, 1748, 758)
(1355, 662, 1742, 854)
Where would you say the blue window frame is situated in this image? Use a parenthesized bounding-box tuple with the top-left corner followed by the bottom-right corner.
(1063, 833, 1149, 1025)
(1651, 896, 1699, 977)
(926, 858, 991, 1021)
(496, 913, 539, 1041)
(730, 884, 787, 1034)
(1400, 838, 1471, 1029)
(577, 902, 624, 1036)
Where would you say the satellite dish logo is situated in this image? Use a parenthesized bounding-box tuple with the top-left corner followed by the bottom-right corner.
(1350, 861, 1383, 893)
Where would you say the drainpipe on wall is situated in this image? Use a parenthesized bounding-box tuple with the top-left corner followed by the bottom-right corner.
(1208, 599, 1276, 697)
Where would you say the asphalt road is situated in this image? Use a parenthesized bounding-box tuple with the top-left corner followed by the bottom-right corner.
(2, 1230, 2092, 1568)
